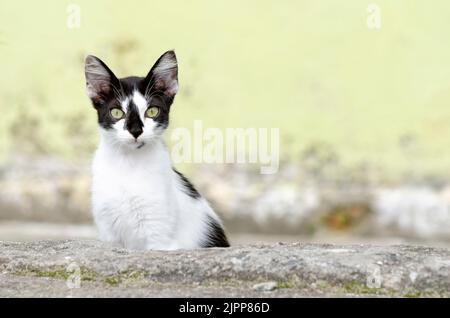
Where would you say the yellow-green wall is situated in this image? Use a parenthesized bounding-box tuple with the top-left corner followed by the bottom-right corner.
(1, 1, 450, 179)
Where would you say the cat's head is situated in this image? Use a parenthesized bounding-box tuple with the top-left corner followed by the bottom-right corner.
(84, 51, 178, 149)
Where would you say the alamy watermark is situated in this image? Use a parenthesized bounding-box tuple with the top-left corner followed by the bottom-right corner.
(171, 120, 280, 174)
(66, 4, 81, 29)
(366, 266, 383, 289)
(66, 261, 81, 289)
(367, 3, 381, 30)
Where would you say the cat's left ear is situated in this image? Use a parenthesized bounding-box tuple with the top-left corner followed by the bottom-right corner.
(85, 55, 120, 107)
(142, 50, 178, 98)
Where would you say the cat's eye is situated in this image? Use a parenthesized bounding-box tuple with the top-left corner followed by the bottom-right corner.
(146, 106, 160, 118)
(110, 108, 124, 119)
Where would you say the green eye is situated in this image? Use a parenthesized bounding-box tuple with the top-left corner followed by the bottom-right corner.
(110, 108, 124, 119)
(146, 106, 160, 118)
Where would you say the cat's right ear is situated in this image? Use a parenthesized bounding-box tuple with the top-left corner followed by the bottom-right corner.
(85, 55, 119, 107)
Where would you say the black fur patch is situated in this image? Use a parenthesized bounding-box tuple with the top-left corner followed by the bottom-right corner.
(124, 98, 144, 139)
(202, 216, 230, 248)
(173, 168, 200, 199)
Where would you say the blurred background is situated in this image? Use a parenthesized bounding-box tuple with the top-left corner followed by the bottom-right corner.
(1, 0, 450, 246)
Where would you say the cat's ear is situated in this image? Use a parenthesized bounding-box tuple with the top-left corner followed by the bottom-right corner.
(85, 55, 120, 106)
(143, 50, 178, 98)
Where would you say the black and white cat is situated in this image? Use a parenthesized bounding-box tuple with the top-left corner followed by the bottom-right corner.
(84, 50, 229, 250)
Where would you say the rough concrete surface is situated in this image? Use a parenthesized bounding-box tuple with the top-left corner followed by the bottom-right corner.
(0, 240, 449, 297)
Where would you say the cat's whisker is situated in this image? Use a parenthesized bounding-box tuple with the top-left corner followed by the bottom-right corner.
(111, 85, 125, 102)
(144, 80, 156, 100)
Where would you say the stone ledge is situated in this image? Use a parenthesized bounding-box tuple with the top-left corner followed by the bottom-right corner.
(0, 240, 449, 297)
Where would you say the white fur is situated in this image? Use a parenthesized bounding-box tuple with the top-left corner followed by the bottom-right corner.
(92, 90, 222, 250)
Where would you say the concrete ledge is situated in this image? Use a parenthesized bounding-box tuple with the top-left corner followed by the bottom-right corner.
(0, 240, 449, 297)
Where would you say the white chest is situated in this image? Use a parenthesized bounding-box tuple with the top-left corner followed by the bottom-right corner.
(91, 142, 179, 250)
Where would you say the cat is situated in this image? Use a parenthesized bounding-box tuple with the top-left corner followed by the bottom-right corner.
(84, 50, 229, 250)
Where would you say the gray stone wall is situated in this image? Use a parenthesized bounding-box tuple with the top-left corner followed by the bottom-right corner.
(0, 240, 448, 297)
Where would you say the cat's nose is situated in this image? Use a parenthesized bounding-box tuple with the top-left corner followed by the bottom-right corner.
(128, 126, 143, 139)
